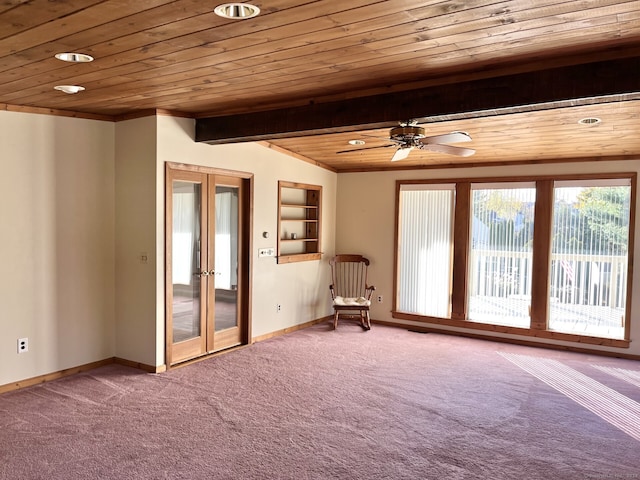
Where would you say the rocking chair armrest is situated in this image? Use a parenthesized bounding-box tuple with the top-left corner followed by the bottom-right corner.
(364, 285, 376, 300)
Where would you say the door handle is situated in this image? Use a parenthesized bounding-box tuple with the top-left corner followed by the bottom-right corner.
(195, 270, 221, 276)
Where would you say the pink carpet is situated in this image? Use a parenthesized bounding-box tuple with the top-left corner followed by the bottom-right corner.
(1, 323, 639, 479)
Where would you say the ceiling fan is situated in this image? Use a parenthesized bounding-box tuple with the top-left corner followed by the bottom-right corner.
(338, 121, 475, 161)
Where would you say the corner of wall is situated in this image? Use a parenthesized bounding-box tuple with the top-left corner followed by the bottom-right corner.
(114, 116, 160, 366)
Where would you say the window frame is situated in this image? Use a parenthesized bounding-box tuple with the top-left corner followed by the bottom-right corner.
(393, 173, 636, 348)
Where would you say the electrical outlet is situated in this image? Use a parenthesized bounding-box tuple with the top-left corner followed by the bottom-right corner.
(17, 338, 28, 353)
(377, 295, 383, 303)
(277, 304, 281, 312)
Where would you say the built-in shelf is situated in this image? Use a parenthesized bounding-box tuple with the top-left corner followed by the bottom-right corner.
(277, 181, 322, 264)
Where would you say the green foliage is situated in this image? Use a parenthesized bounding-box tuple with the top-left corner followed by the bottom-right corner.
(574, 187, 630, 254)
(474, 186, 630, 255)
(552, 201, 584, 254)
(485, 191, 523, 221)
(473, 189, 534, 251)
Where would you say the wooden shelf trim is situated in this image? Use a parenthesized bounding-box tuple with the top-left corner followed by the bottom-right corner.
(277, 180, 322, 263)
(277, 253, 322, 264)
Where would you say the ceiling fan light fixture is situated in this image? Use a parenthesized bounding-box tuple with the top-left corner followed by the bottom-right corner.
(214, 3, 260, 19)
(578, 117, 601, 125)
(54, 52, 94, 63)
(54, 85, 85, 94)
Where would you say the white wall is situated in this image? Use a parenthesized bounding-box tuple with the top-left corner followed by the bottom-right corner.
(0, 111, 115, 386)
(157, 116, 337, 341)
(337, 160, 640, 356)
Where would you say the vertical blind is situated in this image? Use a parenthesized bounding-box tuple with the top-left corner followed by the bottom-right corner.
(397, 185, 455, 318)
(467, 185, 536, 327)
(549, 180, 630, 338)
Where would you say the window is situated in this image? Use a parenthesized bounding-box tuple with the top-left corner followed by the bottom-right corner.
(468, 184, 536, 328)
(397, 184, 455, 318)
(549, 179, 631, 339)
(394, 174, 634, 346)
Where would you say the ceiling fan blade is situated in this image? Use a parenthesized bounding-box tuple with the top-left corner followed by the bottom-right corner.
(419, 132, 472, 145)
(391, 147, 413, 162)
(336, 144, 396, 154)
(420, 144, 475, 157)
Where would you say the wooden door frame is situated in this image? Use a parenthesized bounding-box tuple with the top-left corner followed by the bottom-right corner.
(165, 162, 253, 367)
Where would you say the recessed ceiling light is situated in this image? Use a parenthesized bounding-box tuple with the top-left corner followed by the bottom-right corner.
(578, 117, 601, 125)
(348, 139, 366, 145)
(54, 85, 85, 94)
(214, 3, 260, 19)
(55, 52, 94, 63)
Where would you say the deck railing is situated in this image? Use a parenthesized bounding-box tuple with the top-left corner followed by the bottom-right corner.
(469, 249, 627, 309)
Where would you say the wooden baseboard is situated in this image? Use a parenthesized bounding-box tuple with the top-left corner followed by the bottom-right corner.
(0, 358, 115, 395)
(114, 357, 165, 373)
(165, 317, 332, 370)
(0, 316, 340, 394)
(372, 319, 640, 361)
(0, 357, 166, 395)
(251, 316, 331, 343)
(6, 316, 633, 395)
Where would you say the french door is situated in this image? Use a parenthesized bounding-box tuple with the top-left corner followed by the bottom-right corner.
(166, 164, 250, 366)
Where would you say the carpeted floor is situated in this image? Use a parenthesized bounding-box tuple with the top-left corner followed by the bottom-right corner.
(1, 323, 639, 479)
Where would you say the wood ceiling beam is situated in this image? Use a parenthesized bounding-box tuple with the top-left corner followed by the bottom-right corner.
(195, 57, 640, 144)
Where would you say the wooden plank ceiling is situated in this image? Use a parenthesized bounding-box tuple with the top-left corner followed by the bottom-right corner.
(1, 0, 639, 171)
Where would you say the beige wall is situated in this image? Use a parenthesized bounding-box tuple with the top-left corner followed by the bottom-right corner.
(0, 111, 115, 386)
(114, 117, 159, 366)
(1, 111, 337, 386)
(112, 115, 338, 369)
(157, 116, 337, 341)
(337, 160, 640, 356)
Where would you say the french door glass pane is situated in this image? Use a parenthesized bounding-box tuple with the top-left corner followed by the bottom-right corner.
(397, 186, 454, 318)
(172, 181, 202, 343)
(214, 186, 239, 331)
(549, 180, 630, 339)
(468, 185, 536, 327)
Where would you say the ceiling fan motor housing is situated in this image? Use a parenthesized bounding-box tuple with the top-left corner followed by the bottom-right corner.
(390, 125, 426, 143)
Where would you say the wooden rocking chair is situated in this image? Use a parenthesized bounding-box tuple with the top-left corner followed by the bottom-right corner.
(329, 255, 375, 330)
